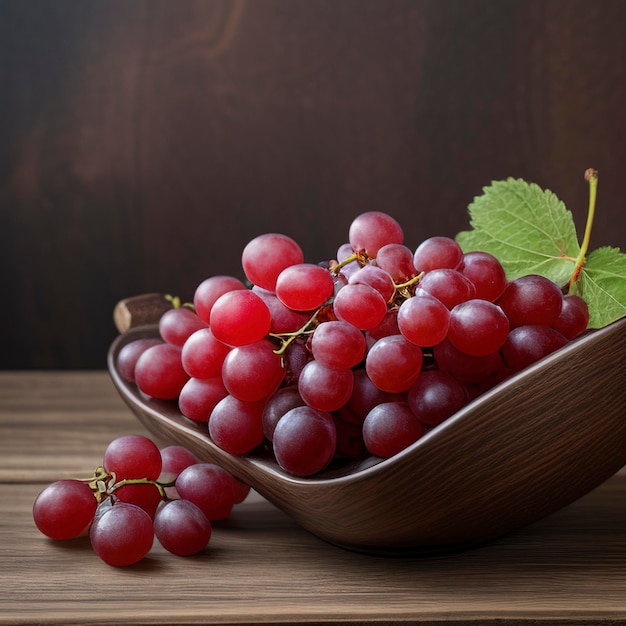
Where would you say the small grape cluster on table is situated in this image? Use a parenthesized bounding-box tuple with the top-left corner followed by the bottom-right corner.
(33, 435, 250, 566)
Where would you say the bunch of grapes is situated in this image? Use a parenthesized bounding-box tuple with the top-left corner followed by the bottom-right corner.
(32, 435, 250, 566)
(118, 211, 590, 477)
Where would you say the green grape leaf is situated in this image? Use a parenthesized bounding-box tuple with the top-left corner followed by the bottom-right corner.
(456, 178, 580, 285)
(572, 246, 626, 328)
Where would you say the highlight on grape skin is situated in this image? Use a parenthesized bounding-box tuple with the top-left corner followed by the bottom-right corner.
(115, 209, 590, 479)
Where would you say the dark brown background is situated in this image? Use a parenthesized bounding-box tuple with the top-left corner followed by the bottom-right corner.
(1, 0, 625, 369)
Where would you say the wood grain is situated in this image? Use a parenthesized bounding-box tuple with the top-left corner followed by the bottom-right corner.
(1, 371, 625, 624)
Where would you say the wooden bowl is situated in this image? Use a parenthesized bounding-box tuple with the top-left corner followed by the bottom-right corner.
(108, 316, 626, 554)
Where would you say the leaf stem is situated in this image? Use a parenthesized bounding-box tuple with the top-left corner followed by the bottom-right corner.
(568, 169, 598, 290)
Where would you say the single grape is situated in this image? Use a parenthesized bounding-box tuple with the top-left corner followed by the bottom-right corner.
(496, 274, 563, 328)
(178, 377, 228, 422)
(159, 307, 208, 347)
(413, 236, 463, 273)
(433, 339, 503, 384)
(407, 370, 467, 426)
(193, 275, 246, 324)
(551, 294, 589, 339)
(397, 292, 450, 347)
(181, 328, 231, 379)
(460, 251, 507, 302)
(362, 402, 426, 458)
(154, 499, 212, 556)
(210, 289, 272, 347)
(375, 243, 416, 282)
(447, 299, 509, 356)
(310, 320, 366, 370)
(33, 480, 97, 540)
(367, 309, 400, 341)
(332, 282, 387, 330)
(221, 339, 285, 402)
(344, 368, 406, 424)
(365, 334, 423, 393)
(175, 463, 236, 521)
(272, 406, 337, 476)
(89, 502, 154, 567)
(298, 360, 354, 412)
(417, 269, 476, 309)
(116, 338, 163, 383)
(113, 483, 163, 518)
(348, 264, 396, 302)
(261, 386, 306, 441)
(348, 211, 404, 257)
(241, 232, 304, 292)
(134, 343, 189, 399)
(103, 435, 162, 481)
(158, 445, 200, 485)
(252, 286, 311, 333)
(501, 325, 569, 371)
(275, 263, 335, 311)
(208, 395, 266, 455)
(102, 435, 163, 517)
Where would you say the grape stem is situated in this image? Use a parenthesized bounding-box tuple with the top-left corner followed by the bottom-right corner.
(393, 272, 425, 299)
(83, 466, 175, 503)
(330, 250, 370, 274)
(568, 168, 598, 291)
(270, 305, 327, 355)
(165, 294, 195, 312)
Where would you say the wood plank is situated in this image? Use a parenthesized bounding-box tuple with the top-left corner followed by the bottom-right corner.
(1, 372, 626, 624)
(0, 372, 160, 482)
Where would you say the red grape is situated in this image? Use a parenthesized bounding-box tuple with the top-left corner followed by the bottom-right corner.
(362, 402, 425, 458)
(310, 320, 366, 371)
(348, 211, 403, 257)
(447, 299, 510, 356)
(333, 283, 387, 330)
(365, 334, 423, 393)
(210, 289, 272, 346)
(501, 325, 569, 371)
(460, 251, 507, 301)
(397, 292, 450, 347)
(90, 502, 154, 567)
(154, 499, 212, 556)
(272, 406, 337, 476)
(134, 343, 189, 400)
(33, 480, 97, 540)
(413, 236, 463, 273)
(221, 339, 285, 402)
(208, 395, 266, 455)
(496, 274, 563, 328)
(551, 294, 589, 339)
(193, 275, 246, 324)
(175, 463, 236, 521)
(242, 232, 304, 292)
(275, 263, 335, 311)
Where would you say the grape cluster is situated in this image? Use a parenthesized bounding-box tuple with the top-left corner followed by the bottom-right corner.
(118, 211, 590, 477)
(32, 435, 250, 566)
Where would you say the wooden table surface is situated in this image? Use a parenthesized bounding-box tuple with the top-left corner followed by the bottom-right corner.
(1, 371, 625, 625)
